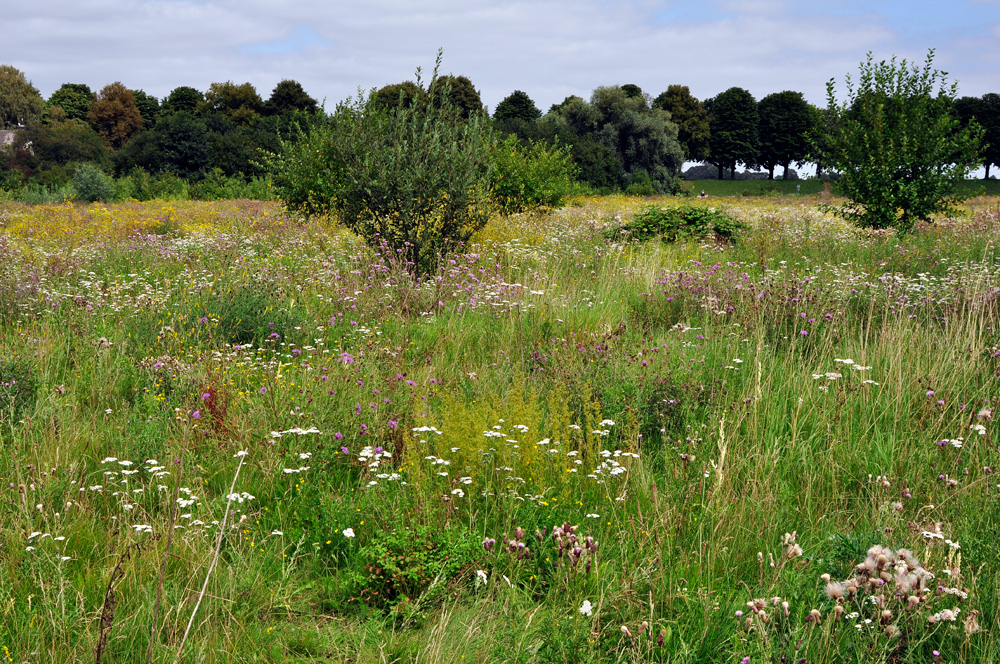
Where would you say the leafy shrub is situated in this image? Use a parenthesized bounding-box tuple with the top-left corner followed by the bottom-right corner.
(199, 283, 298, 346)
(115, 167, 190, 201)
(0, 357, 38, 425)
(72, 162, 116, 203)
(489, 135, 578, 213)
(604, 204, 748, 244)
(267, 54, 495, 273)
(346, 525, 483, 616)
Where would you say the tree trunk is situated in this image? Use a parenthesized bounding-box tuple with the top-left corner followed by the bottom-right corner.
(768, 165, 774, 180)
(782, 162, 789, 180)
(986, 163, 991, 180)
(717, 163, 724, 180)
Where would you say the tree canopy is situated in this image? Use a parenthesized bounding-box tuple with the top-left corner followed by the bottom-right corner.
(652, 85, 710, 162)
(265, 79, 318, 116)
(823, 50, 983, 230)
(494, 90, 541, 123)
(428, 75, 483, 118)
(202, 81, 264, 125)
(757, 90, 814, 179)
(0, 65, 45, 128)
(162, 86, 204, 115)
(705, 87, 759, 180)
(48, 83, 93, 123)
(88, 82, 144, 150)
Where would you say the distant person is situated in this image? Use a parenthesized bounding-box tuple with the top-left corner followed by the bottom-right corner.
(699, 190, 708, 199)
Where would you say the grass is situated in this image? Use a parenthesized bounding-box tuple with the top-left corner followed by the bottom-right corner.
(681, 178, 1000, 200)
(1, 194, 999, 662)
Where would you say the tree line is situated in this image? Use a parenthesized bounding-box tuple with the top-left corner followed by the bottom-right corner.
(2, 62, 999, 200)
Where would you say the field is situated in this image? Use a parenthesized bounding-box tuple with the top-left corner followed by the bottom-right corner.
(679, 179, 1000, 199)
(1, 195, 1000, 663)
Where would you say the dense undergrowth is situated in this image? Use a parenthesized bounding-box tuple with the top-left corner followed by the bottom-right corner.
(1, 195, 999, 662)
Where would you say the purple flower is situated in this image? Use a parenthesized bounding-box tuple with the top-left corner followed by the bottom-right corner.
(259, 387, 267, 394)
(269, 332, 280, 340)
(800, 330, 808, 336)
(291, 348, 302, 357)
(340, 446, 349, 454)
(388, 420, 398, 429)
(334, 432, 343, 440)
(199, 317, 208, 324)
(191, 410, 200, 419)
(201, 393, 211, 401)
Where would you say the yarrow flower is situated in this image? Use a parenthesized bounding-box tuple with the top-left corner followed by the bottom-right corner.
(343, 528, 355, 538)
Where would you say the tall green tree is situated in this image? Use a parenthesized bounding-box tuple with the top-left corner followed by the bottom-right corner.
(823, 50, 982, 231)
(88, 82, 144, 150)
(757, 90, 814, 179)
(162, 86, 204, 114)
(978, 93, 1000, 180)
(705, 87, 758, 180)
(265, 79, 318, 116)
(130, 90, 160, 128)
(652, 85, 710, 162)
(494, 90, 541, 123)
(47, 83, 93, 123)
(114, 112, 211, 179)
(372, 81, 424, 112)
(429, 75, 483, 119)
(0, 65, 45, 128)
(202, 81, 264, 125)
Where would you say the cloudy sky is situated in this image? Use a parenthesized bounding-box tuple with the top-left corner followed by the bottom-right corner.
(4, 0, 999, 112)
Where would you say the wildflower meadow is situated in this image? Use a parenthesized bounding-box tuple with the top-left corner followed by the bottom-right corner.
(1, 193, 999, 662)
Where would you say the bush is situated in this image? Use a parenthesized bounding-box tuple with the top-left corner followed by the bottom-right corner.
(604, 204, 748, 244)
(489, 135, 578, 213)
(267, 54, 495, 273)
(346, 525, 483, 618)
(72, 162, 116, 203)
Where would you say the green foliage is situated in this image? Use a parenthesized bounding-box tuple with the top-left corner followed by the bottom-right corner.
(347, 526, 483, 615)
(706, 87, 759, 180)
(494, 90, 541, 123)
(72, 162, 116, 203)
(0, 65, 44, 128)
(114, 167, 190, 201)
(489, 134, 577, 213)
(114, 112, 211, 179)
(605, 203, 748, 243)
(264, 79, 318, 116)
(372, 81, 424, 112)
(161, 86, 204, 114)
(47, 83, 93, 123)
(541, 86, 684, 194)
(267, 55, 495, 272)
(823, 50, 984, 231)
(129, 89, 159, 128)
(188, 168, 272, 201)
(202, 81, 264, 126)
(653, 84, 711, 162)
(0, 356, 38, 425)
(197, 283, 298, 346)
(10, 118, 109, 174)
(428, 74, 484, 119)
(757, 90, 815, 180)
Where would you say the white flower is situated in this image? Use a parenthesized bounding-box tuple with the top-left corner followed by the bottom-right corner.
(343, 528, 355, 538)
(271, 530, 284, 536)
(476, 569, 488, 587)
(971, 424, 987, 436)
(579, 600, 593, 616)
(133, 524, 153, 533)
(233, 450, 248, 458)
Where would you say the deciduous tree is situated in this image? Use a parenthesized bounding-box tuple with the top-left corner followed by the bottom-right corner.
(823, 50, 982, 231)
(757, 90, 814, 179)
(0, 65, 44, 128)
(652, 85, 710, 162)
(88, 82, 144, 149)
(48, 83, 93, 123)
(705, 87, 758, 180)
(202, 81, 264, 125)
(265, 79, 318, 115)
(162, 86, 204, 114)
(429, 75, 483, 119)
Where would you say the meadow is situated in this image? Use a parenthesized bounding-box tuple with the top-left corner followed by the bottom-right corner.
(1, 193, 999, 663)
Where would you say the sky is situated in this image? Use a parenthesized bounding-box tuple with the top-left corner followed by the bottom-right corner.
(4, 0, 1000, 113)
